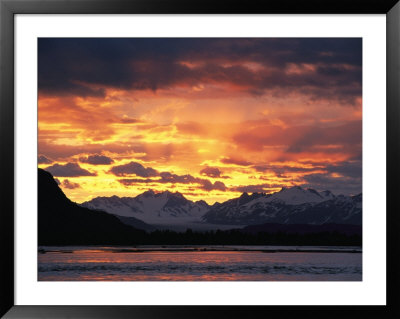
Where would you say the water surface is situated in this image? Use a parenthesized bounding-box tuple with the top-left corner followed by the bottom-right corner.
(38, 245, 362, 281)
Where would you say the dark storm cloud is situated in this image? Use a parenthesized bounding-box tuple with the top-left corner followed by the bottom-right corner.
(79, 154, 114, 165)
(109, 161, 159, 177)
(38, 155, 53, 164)
(200, 166, 222, 178)
(44, 163, 96, 177)
(38, 38, 361, 101)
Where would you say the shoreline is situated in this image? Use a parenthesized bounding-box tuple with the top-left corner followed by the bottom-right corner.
(38, 246, 362, 254)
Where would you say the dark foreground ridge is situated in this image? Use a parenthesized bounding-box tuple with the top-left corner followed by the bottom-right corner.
(38, 169, 362, 246)
(38, 169, 146, 245)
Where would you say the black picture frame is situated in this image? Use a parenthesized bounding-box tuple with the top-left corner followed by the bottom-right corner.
(1, 0, 399, 318)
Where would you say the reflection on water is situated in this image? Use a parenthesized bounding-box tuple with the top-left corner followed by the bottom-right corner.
(38, 246, 362, 281)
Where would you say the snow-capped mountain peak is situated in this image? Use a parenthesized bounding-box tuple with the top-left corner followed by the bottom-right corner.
(321, 190, 335, 200)
(262, 186, 328, 205)
(202, 186, 360, 226)
(81, 190, 210, 225)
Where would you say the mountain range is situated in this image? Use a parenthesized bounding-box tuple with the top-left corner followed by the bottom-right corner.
(81, 190, 209, 226)
(203, 186, 361, 225)
(38, 168, 362, 245)
(82, 185, 362, 227)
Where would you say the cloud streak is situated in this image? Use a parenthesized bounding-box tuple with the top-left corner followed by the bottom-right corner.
(59, 179, 81, 189)
(200, 166, 222, 178)
(118, 170, 227, 192)
(80, 154, 114, 165)
(110, 161, 159, 177)
(44, 163, 96, 177)
(38, 155, 53, 164)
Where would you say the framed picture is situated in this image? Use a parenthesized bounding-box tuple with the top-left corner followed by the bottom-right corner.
(1, 0, 399, 318)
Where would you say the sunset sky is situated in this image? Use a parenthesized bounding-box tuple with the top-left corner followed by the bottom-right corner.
(38, 38, 362, 204)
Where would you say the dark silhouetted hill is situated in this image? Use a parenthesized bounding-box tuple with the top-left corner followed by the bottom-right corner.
(38, 169, 146, 245)
(113, 215, 156, 232)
